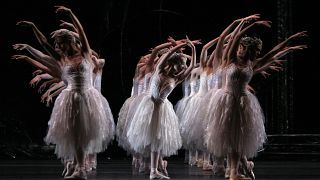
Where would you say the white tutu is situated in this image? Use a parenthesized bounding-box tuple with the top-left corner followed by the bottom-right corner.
(45, 87, 115, 160)
(127, 96, 182, 157)
(205, 89, 267, 158)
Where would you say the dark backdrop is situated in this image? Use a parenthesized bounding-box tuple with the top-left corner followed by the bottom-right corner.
(0, 0, 318, 158)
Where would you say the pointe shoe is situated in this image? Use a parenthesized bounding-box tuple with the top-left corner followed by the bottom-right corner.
(62, 165, 67, 177)
(202, 163, 213, 171)
(196, 159, 203, 168)
(225, 168, 230, 178)
(132, 157, 137, 166)
(138, 161, 145, 173)
(244, 161, 255, 180)
(64, 166, 87, 180)
(149, 171, 170, 179)
(229, 168, 251, 180)
(159, 160, 169, 176)
(189, 156, 197, 166)
(212, 164, 225, 176)
(63, 162, 75, 177)
(229, 174, 251, 180)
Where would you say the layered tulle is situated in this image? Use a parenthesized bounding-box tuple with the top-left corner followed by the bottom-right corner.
(205, 90, 266, 158)
(127, 96, 182, 157)
(45, 87, 115, 160)
(116, 93, 147, 153)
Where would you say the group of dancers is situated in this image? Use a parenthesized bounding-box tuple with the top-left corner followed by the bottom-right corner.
(12, 6, 307, 180)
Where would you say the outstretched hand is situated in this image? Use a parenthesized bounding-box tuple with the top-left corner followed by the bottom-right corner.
(59, 20, 75, 30)
(29, 75, 42, 88)
(55, 6, 71, 14)
(254, 20, 272, 28)
(12, 43, 28, 50)
(289, 45, 308, 51)
(243, 14, 260, 23)
(260, 71, 271, 78)
(289, 31, 308, 39)
(16, 20, 34, 27)
(32, 70, 43, 77)
(191, 39, 202, 45)
(11, 54, 27, 60)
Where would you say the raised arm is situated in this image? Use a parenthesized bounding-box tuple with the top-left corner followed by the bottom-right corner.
(254, 31, 307, 68)
(16, 21, 60, 60)
(12, 43, 61, 75)
(226, 15, 265, 62)
(155, 41, 191, 73)
(146, 40, 177, 73)
(11, 54, 54, 76)
(200, 37, 219, 68)
(180, 40, 197, 80)
(55, 6, 91, 55)
(29, 73, 53, 88)
(214, 18, 245, 65)
(41, 81, 66, 106)
(38, 78, 61, 93)
(254, 45, 307, 74)
(59, 20, 78, 33)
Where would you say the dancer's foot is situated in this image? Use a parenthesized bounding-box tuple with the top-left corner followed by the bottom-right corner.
(189, 155, 197, 166)
(229, 168, 250, 180)
(150, 171, 170, 179)
(63, 162, 75, 177)
(244, 161, 255, 180)
(196, 159, 203, 168)
(202, 162, 213, 171)
(212, 164, 225, 176)
(64, 166, 87, 180)
(138, 161, 145, 173)
(159, 160, 168, 176)
(225, 167, 230, 178)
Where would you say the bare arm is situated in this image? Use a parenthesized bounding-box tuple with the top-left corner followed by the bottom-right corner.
(41, 81, 66, 106)
(16, 21, 60, 60)
(226, 16, 266, 62)
(254, 31, 307, 68)
(200, 37, 219, 68)
(155, 42, 190, 73)
(254, 45, 307, 74)
(29, 73, 53, 88)
(55, 6, 91, 55)
(12, 43, 61, 75)
(180, 40, 197, 80)
(146, 40, 177, 73)
(59, 20, 78, 32)
(214, 18, 243, 65)
(11, 54, 54, 76)
(38, 78, 61, 93)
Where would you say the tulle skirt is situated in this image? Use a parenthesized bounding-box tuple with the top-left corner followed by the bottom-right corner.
(127, 96, 182, 157)
(205, 89, 267, 158)
(45, 87, 115, 160)
(116, 96, 134, 151)
(174, 96, 191, 123)
(180, 92, 209, 150)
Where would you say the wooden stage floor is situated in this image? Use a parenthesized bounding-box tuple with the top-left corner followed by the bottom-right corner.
(0, 157, 319, 180)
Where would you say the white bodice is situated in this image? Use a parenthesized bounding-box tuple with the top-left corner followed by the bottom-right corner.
(224, 63, 253, 95)
(62, 59, 94, 91)
(189, 78, 200, 96)
(182, 79, 191, 98)
(150, 74, 175, 101)
(93, 74, 102, 92)
(197, 72, 208, 93)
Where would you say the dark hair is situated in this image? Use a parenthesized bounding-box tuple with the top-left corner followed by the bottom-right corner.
(51, 29, 76, 44)
(240, 36, 263, 60)
(158, 48, 170, 56)
(163, 53, 187, 76)
(240, 36, 262, 51)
